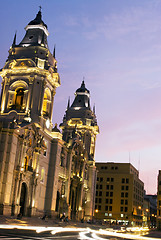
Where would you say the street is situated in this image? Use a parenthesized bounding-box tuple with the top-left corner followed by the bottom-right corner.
(0, 226, 160, 240)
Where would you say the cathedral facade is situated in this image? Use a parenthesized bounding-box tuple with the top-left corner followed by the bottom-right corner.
(0, 10, 99, 220)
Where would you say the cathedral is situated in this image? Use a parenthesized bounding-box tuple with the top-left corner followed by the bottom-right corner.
(0, 10, 99, 220)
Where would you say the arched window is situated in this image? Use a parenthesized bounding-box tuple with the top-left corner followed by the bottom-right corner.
(42, 88, 51, 117)
(15, 88, 24, 107)
(7, 81, 29, 112)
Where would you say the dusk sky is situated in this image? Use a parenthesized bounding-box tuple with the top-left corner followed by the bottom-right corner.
(1, 0, 161, 194)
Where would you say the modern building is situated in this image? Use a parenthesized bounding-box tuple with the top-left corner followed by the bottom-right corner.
(94, 162, 144, 226)
(0, 10, 99, 220)
(144, 194, 157, 228)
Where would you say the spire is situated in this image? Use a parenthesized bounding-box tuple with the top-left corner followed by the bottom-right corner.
(53, 45, 56, 58)
(93, 104, 95, 114)
(12, 31, 17, 47)
(67, 97, 70, 110)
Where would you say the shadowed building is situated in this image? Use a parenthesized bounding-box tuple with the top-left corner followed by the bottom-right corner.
(0, 10, 99, 220)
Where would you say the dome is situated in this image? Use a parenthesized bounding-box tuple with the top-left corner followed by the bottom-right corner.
(76, 81, 90, 94)
(28, 10, 48, 29)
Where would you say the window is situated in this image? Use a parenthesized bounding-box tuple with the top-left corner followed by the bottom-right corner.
(100, 177, 103, 182)
(105, 206, 108, 211)
(95, 198, 98, 203)
(122, 178, 125, 183)
(125, 207, 128, 212)
(111, 178, 114, 182)
(15, 89, 24, 107)
(98, 205, 101, 210)
(99, 198, 102, 203)
(126, 178, 129, 184)
(107, 177, 110, 182)
(125, 200, 128, 205)
(125, 192, 128, 198)
(126, 186, 129, 190)
(106, 199, 109, 204)
(109, 206, 112, 211)
(110, 192, 113, 197)
(120, 207, 123, 212)
(106, 192, 109, 197)
(121, 199, 124, 205)
(106, 185, 109, 190)
(96, 191, 98, 196)
(121, 192, 124, 198)
(97, 177, 99, 181)
(42, 88, 51, 117)
(110, 199, 113, 204)
(100, 185, 102, 189)
(110, 185, 113, 190)
(95, 205, 97, 209)
(96, 184, 98, 189)
(121, 186, 124, 190)
(99, 191, 102, 196)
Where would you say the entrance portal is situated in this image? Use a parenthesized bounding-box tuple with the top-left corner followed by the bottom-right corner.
(20, 182, 27, 216)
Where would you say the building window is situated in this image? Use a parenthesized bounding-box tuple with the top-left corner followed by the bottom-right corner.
(95, 198, 98, 203)
(105, 206, 108, 211)
(125, 200, 128, 205)
(111, 178, 114, 182)
(106, 199, 109, 204)
(109, 206, 112, 211)
(110, 185, 113, 190)
(99, 191, 102, 196)
(99, 198, 102, 203)
(106, 185, 109, 190)
(96, 191, 98, 196)
(110, 192, 113, 197)
(98, 205, 101, 210)
(95, 205, 97, 209)
(121, 186, 124, 190)
(121, 199, 124, 205)
(122, 178, 125, 183)
(96, 184, 98, 189)
(125, 207, 128, 212)
(120, 207, 123, 212)
(107, 177, 110, 182)
(126, 178, 129, 184)
(97, 177, 99, 181)
(121, 192, 124, 198)
(100, 185, 102, 189)
(126, 186, 129, 190)
(125, 192, 128, 198)
(100, 177, 103, 182)
(110, 199, 113, 204)
(106, 192, 109, 197)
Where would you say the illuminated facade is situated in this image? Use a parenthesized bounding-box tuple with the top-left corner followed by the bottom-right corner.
(0, 10, 99, 220)
(94, 163, 144, 226)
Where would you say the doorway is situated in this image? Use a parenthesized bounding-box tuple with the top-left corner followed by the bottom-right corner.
(19, 182, 27, 216)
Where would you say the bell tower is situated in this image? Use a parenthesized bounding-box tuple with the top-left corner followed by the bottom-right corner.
(60, 80, 99, 161)
(0, 9, 60, 129)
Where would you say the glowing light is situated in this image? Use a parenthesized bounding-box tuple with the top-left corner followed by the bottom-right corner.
(0, 225, 156, 240)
